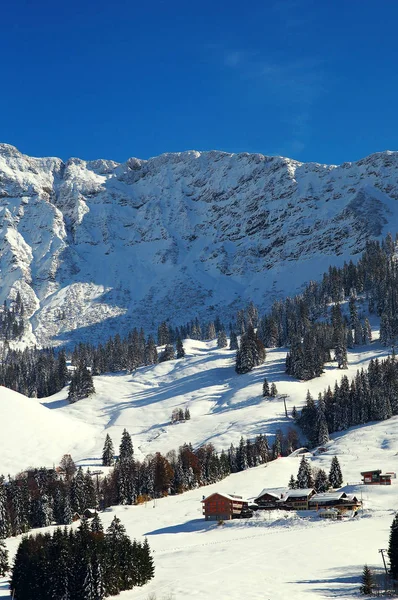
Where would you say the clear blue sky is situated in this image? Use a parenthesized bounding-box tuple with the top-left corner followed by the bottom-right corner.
(1, 0, 397, 164)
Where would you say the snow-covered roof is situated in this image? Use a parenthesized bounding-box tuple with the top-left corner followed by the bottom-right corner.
(201, 492, 249, 503)
(254, 489, 281, 500)
(310, 492, 346, 502)
(280, 488, 315, 500)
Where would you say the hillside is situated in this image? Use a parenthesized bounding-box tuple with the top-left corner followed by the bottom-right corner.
(2, 144, 398, 345)
(1, 332, 398, 599)
(0, 386, 95, 475)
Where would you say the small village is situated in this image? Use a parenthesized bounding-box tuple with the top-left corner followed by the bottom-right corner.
(201, 468, 395, 522)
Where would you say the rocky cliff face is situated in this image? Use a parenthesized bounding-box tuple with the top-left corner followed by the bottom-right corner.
(1, 143, 398, 345)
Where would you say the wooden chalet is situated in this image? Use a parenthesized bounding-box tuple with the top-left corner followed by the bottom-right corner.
(254, 489, 281, 510)
(361, 470, 392, 485)
(201, 493, 251, 520)
(277, 488, 315, 510)
(309, 491, 361, 513)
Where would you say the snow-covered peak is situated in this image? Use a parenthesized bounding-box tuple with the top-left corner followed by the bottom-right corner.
(1, 145, 398, 345)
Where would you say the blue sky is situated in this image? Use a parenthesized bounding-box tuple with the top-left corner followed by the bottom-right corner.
(1, 0, 398, 164)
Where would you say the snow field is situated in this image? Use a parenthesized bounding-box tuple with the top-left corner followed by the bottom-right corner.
(1, 333, 398, 597)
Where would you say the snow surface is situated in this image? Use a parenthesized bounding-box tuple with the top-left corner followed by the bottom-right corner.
(1, 332, 398, 598)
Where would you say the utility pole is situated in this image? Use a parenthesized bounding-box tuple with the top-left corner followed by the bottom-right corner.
(379, 548, 389, 593)
(279, 394, 289, 418)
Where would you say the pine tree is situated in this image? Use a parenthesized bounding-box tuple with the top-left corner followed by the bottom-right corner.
(217, 329, 228, 348)
(229, 331, 238, 350)
(91, 512, 104, 534)
(270, 382, 278, 397)
(314, 469, 329, 493)
(288, 475, 297, 489)
(159, 344, 175, 362)
(119, 429, 134, 464)
(0, 479, 10, 538)
(68, 363, 95, 403)
(262, 377, 270, 397)
(236, 437, 248, 471)
(328, 456, 343, 488)
(184, 406, 191, 420)
(176, 337, 185, 359)
(140, 538, 155, 583)
(360, 564, 374, 595)
(389, 513, 398, 580)
(297, 456, 313, 489)
(102, 434, 115, 467)
(0, 538, 9, 576)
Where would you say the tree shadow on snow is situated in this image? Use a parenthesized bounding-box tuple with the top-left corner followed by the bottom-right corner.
(145, 518, 215, 536)
(292, 565, 364, 597)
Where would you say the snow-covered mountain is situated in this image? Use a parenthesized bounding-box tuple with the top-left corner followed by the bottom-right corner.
(2, 143, 398, 345)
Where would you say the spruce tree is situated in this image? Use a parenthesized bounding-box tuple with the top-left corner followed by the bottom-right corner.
(328, 456, 343, 488)
(176, 337, 185, 359)
(360, 564, 374, 595)
(297, 456, 313, 489)
(314, 469, 329, 493)
(119, 429, 134, 464)
(0, 538, 9, 576)
(288, 475, 297, 489)
(262, 377, 270, 397)
(217, 329, 228, 348)
(229, 331, 238, 351)
(270, 382, 278, 397)
(389, 513, 398, 580)
(102, 434, 115, 467)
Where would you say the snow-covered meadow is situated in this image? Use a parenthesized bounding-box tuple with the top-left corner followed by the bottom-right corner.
(1, 334, 398, 599)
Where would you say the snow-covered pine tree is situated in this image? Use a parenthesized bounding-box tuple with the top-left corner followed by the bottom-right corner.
(236, 437, 248, 471)
(296, 455, 313, 489)
(102, 434, 115, 467)
(90, 512, 104, 534)
(0, 538, 9, 576)
(314, 469, 329, 493)
(68, 363, 95, 403)
(270, 382, 278, 397)
(262, 377, 270, 397)
(288, 475, 297, 489)
(328, 456, 343, 488)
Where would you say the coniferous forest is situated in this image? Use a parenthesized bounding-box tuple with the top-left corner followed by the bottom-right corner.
(10, 515, 154, 600)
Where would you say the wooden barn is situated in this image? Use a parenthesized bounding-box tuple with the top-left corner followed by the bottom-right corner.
(201, 493, 251, 520)
(361, 470, 392, 485)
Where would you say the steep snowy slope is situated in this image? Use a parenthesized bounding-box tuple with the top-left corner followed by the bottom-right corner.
(1, 328, 389, 477)
(1, 143, 398, 345)
(0, 386, 95, 474)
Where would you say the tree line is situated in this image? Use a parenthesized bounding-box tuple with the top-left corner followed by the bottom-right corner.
(0, 425, 301, 541)
(9, 514, 154, 600)
(296, 355, 398, 446)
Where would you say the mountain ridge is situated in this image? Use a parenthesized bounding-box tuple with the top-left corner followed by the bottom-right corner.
(1, 144, 398, 346)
